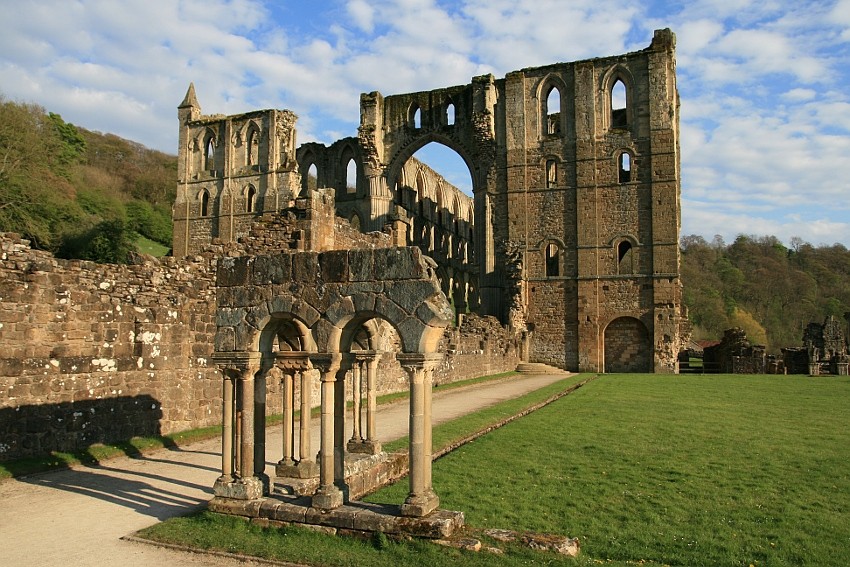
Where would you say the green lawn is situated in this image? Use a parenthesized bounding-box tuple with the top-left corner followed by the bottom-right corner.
(139, 374, 850, 566)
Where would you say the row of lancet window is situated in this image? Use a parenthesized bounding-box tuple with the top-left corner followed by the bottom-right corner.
(408, 101, 456, 129)
(299, 157, 358, 197)
(543, 150, 632, 188)
(201, 126, 261, 172)
(542, 239, 634, 277)
(198, 186, 257, 217)
(542, 77, 629, 136)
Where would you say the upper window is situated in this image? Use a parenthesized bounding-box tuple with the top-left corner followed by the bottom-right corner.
(246, 127, 259, 166)
(246, 185, 256, 213)
(545, 242, 560, 277)
(546, 159, 557, 188)
(545, 86, 562, 135)
(200, 189, 210, 217)
(204, 135, 215, 171)
(446, 101, 456, 126)
(618, 152, 632, 183)
(617, 240, 633, 274)
(302, 162, 318, 196)
(409, 104, 422, 129)
(611, 79, 628, 129)
(345, 158, 357, 194)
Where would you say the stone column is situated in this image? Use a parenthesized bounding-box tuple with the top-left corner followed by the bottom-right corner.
(349, 352, 381, 455)
(349, 361, 363, 446)
(253, 368, 269, 491)
(398, 353, 442, 517)
(364, 355, 381, 453)
(280, 371, 295, 466)
(212, 353, 265, 500)
(218, 372, 235, 483)
(296, 368, 319, 477)
(275, 357, 319, 482)
(311, 354, 344, 510)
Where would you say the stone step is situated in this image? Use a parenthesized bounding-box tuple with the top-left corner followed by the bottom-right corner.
(515, 362, 569, 374)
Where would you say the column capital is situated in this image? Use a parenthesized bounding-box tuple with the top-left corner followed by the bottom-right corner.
(212, 351, 262, 378)
(350, 349, 379, 364)
(274, 352, 311, 373)
(396, 352, 443, 372)
(309, 353, 342, 375)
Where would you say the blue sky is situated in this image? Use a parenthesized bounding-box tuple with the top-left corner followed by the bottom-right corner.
(1, 0, 849, 246)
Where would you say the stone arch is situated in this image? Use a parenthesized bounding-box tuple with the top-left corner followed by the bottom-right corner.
(258, 313, 315, 355)
(603, 316, 651, 373)
(337, 141, 359, 198)
(601, 65, 635, 131)
(244, 121, 262, 166)
(385, 133, 478, 201)
(537, 73, 568, 137)
(610, 234, 639, 275)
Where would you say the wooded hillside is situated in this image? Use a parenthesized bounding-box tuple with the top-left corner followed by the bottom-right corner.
(681, 234, 850, 352)
(0, 95, 175, 262)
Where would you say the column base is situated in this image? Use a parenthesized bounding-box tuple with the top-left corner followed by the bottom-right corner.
(401, 489, 440, 517)
(347, 439, 382, 455)
(311, 485, 344, 510)
(276, 459, 319, 479)
(213, 475, 265, 500)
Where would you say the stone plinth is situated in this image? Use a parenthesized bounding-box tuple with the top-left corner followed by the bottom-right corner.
(208, 495, 464, 539)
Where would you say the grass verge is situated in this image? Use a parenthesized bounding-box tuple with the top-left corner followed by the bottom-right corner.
(0, 371, 519, 481)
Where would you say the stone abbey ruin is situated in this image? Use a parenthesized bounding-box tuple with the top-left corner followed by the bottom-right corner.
(1, 29, 687, 535)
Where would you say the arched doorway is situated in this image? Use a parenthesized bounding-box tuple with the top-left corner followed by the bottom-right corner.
(603, 317, 651, 373)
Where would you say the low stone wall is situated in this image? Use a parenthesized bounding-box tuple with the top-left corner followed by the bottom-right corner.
(0, 235, 233, 460)
(0, 234, 518, 462)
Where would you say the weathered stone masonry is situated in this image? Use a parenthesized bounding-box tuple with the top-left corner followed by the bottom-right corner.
(176, 30, 686, 374)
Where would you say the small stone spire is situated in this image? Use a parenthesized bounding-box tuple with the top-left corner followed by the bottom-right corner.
(179, 82, 200, 109)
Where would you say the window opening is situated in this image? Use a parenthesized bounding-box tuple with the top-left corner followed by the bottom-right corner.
(618, 240, 633, 274)
(302, 163, 318, 196)
(201, 190, 210, 217)
(611, 79, 627, 129)
(546, 243, 560, 277)
(205, 137, 215, 171)
(446, 102, 455, 126)
(247, 128, 259, 166)
(546, 159, 557, 188)
(546, 86, 561, 135)
(410, 104, 421, 129)
(346, 158, 357, 194)
(618, 152, 632, 183)
(246, 185, 256, 212)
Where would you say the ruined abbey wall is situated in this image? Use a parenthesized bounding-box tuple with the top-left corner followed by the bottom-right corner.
(0, 230, 517, 461)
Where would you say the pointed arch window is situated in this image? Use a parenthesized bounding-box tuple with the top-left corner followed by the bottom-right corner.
(611, 79, 628, 129)
(302, 163, 318, 196)
(245, 185, 256, 213)
(200, 189, 210, 217)
(545, 86, 562, 135)
(246, 127, 259, 166)
(409, 104, 422, 129)
(446, 101, 456, 126)
(204, 135, 216, 171)
(346, 158, 357, 194)
(617, 240, 634, 274)
(545, 242, 560, 277)
(618, 151, 632, 183)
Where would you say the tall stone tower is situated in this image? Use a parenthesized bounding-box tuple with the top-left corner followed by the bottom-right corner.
(172, 84, 300, 257)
